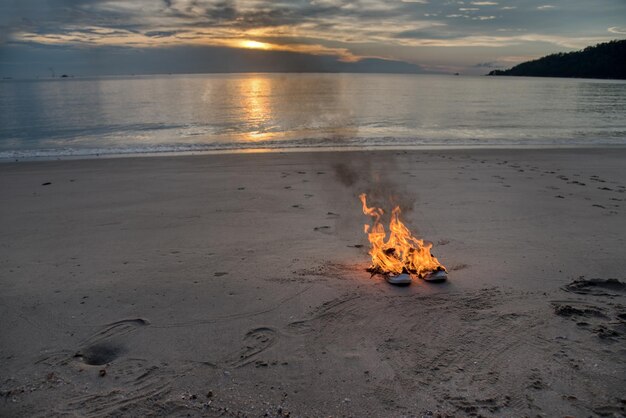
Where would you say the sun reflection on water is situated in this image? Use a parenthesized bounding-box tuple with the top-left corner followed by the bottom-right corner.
(242, 76, 275, 142)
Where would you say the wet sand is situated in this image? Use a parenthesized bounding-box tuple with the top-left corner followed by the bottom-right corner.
(1, 148, 625, 417)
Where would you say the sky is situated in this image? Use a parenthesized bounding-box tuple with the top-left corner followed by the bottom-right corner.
(1, 0, 624, 77)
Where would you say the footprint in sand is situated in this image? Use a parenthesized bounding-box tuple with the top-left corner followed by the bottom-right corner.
(74, 318, 150, 366)
(552, 303, 607, 319)
(62, 358, 176, 417)
(225, 327, 278, 368)
(40, 319, 182, 417)
(552, 299, 624, 340)
(557, 278, 626, 340)
(76, 342, 124, 365)
(562, 277, 625, 297)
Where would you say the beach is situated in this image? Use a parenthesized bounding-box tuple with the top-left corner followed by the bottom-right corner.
(1, 148, 625, 417)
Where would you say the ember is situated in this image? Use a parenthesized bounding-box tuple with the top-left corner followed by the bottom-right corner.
(359, 193, 447, 281)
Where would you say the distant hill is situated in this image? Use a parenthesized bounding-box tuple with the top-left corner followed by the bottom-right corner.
(0, 44, 430, 79)
(488, 40, 626, 80)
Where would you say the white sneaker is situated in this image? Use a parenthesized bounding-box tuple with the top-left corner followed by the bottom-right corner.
(386, 273, 412, 285)
(422, 270, 447, 282)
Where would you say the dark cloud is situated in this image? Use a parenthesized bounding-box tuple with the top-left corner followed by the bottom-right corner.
(145, 30, 180, 38)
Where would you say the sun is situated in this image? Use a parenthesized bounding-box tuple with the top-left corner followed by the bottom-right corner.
(239, 40, 272, 50)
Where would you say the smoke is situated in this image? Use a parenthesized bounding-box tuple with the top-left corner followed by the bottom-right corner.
(282, 75, 417, 226)
(333, 161, 358, 187)
(331, 155, 416, 215)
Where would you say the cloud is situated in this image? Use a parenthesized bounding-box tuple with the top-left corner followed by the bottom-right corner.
(1, 0, 624, 75)
(144, 30, 179, 38)
(12, 27, 363, 61)
(388, 33, 613, 48)
(473, 61, 498, 67)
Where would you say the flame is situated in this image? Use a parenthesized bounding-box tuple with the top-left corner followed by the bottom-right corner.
(359, 193, 446, 278)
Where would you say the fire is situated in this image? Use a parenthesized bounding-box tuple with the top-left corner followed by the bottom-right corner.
(359, 193, 446, 278)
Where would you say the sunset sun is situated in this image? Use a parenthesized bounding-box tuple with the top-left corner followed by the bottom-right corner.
(239, 40, 272, 50)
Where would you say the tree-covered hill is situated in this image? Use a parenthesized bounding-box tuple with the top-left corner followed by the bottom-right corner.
(488, 40, 626, 80)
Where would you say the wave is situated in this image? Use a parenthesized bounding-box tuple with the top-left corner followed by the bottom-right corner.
(2, 135, 626, 161)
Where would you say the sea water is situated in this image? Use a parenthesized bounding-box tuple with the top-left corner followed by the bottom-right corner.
(1, 73, 625, 158)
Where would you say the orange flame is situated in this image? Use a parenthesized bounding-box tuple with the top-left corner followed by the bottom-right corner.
(359, 193, 446, 277)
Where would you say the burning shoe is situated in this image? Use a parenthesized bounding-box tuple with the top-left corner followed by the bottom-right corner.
(359, 193, 448, 285)
(385, 273, 412, 285)
(422, 268, 448, 282)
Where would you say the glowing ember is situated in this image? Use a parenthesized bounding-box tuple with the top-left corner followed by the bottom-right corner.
(359, 193, 446, 278)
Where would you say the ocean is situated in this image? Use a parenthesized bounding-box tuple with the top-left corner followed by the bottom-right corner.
(1, 73, 625, 159)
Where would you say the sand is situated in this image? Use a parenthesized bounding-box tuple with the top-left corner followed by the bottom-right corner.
(0, 148, 625, 417)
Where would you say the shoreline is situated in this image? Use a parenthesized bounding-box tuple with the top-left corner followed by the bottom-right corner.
(1, 148, 625, 416)
(3, 142, 626, 163)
